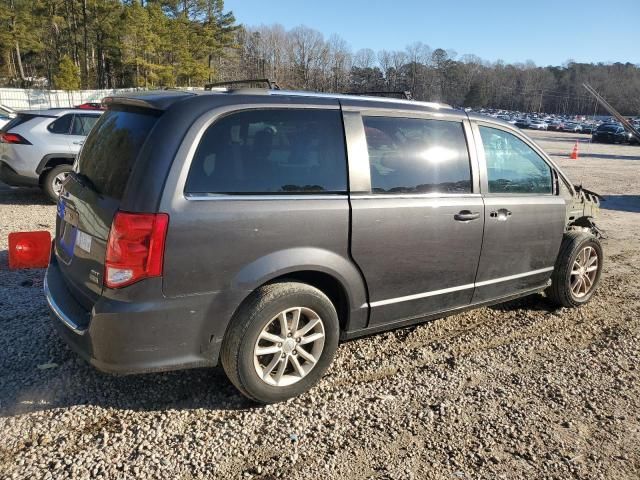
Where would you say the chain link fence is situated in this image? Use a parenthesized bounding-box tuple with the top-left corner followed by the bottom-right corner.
(0, 88, 141, 110)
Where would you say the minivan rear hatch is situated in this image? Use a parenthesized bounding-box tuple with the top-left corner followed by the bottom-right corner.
(54, 107, 161, 313)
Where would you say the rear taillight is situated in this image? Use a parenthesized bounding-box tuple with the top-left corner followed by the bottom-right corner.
(0, 132, 31, 144)
(105, 212, 169, 288)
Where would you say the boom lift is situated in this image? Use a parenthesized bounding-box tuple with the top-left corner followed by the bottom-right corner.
(583, 83, 640, 141)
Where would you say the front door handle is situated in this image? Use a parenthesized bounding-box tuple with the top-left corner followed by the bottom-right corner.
(490, 208, 512, 221)
(454, 210, 480, 222)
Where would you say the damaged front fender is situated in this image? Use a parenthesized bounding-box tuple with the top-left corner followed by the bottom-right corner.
(566, 185, 605, 238)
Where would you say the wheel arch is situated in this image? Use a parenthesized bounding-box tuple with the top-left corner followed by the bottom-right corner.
(263, 270, 351, 331)
(36, 153, 76, 181)
(228, 247, 369, 334)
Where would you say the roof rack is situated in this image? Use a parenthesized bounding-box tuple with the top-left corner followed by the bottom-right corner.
(204, 78, 281, 91)
(347, 91, 413, 101)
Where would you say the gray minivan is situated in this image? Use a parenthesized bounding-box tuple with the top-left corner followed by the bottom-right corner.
(45, 88, 603, 403)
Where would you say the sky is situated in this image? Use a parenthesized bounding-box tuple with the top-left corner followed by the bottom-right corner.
(224, 0, 640, 67)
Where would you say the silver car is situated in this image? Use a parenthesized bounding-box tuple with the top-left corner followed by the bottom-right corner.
(0, 108, 102, 201)
(529, 120, 548, 130)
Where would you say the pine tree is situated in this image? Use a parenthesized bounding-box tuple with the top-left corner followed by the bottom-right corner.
(54, 55, 80, 90)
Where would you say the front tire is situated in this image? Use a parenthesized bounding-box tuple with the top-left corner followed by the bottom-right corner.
(546, 231, 603, 308)
(43, 164, 72, 202)
(221, 282, 339, 403)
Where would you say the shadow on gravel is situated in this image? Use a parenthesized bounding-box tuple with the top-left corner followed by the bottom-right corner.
(601, 195, 640, 213)
(0, 184, 51, 206)
(533, 134, 590, 143)
(578, 152, 640, 161)
(0, 364, 256, 418)
(0, 264, 257, 417)
(488, 293, 557, 313)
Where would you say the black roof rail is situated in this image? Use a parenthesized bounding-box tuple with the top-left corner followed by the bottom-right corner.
(347, 91, 413, 100)
(204, 79, 281, 91)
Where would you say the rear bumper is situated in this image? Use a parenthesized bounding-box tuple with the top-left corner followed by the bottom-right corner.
(0, 161, 39, 187)
(45, 256, 222, 374)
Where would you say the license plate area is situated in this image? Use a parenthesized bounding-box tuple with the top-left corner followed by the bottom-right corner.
(57, 200, 78, 264)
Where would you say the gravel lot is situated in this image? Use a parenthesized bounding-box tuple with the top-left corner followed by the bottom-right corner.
(1, 130, 639, 479)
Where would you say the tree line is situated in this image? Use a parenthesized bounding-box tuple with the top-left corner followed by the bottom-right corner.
(2, 1, 639, 115)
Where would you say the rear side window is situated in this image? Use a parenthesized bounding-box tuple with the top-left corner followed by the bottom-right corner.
(48, 114, 73, 134)
(77, 109, 159, 200)
(363, 116, 472, 194)
(185, 109, 347, 194)
(479, 126, 552, 194)
(71, 114, 100, 136)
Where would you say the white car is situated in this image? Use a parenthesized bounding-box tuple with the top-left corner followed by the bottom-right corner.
(0, 108, 102, 200)
(0, 104, 16, 130)
(529, 120, 548, 130)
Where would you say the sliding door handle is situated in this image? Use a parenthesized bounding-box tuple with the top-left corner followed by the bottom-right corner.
(454, 210, 480, 222)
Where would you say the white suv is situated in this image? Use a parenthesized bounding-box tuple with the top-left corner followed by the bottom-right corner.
(0, 108, 102, 201)
(0, 104, 16, 130)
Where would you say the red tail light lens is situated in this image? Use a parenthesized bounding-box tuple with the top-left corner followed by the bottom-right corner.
(8, 231, 52, 269)
(105, 212, 169, 288)
(0, 132, 31, 144)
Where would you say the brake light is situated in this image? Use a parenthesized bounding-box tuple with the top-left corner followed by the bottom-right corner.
(0, 132, 31, 144)
(104, 212, 169, 288)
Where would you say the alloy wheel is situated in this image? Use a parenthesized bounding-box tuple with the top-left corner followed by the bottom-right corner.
(52, 171, 70, 196)
(253, 307, 325, 387)
(570, 246, 599, 298)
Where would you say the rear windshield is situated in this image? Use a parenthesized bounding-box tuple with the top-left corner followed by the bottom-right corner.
(2, 113, 40, 132)
(77, 108, 159, 200)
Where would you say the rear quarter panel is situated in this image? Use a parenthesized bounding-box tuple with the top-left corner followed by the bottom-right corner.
(157, 101, 368, 335)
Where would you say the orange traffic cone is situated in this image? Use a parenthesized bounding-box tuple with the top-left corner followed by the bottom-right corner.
(570, 141, 579, 160)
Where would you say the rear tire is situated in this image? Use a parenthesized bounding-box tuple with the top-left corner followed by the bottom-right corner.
(221, 281, 339, 403)
(43, 164, 72, 202)
(546, 231, 603, 308)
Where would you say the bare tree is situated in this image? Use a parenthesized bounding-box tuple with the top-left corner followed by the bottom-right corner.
(353, 48, 376, 69)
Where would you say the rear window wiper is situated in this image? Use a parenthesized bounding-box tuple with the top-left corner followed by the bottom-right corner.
(70, 171, 98, 192)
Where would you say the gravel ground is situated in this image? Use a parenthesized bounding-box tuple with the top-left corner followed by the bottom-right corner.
(1, 130, 639, 479)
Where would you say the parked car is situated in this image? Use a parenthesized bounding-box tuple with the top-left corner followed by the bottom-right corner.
(0, 108, 102, 200)
(580, 124, 596, 134)
(514, 118, 530, 129)
(591, 124, 629, 144)
(45, 88, 603, 403)
(75, 102, 105, 110)
(0, 104, 16, 130)
(528, 120, 548, 130)
(560, 122, 582, 133)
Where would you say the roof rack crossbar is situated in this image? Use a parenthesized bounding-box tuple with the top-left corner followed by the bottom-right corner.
(204, 79, 281, 91)
(347, 91, 413, 101)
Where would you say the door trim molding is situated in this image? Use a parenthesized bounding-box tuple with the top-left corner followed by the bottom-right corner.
(369, 266, 554, 307)
(474, 267, 554, 287)
(369, 283, 475, 308)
